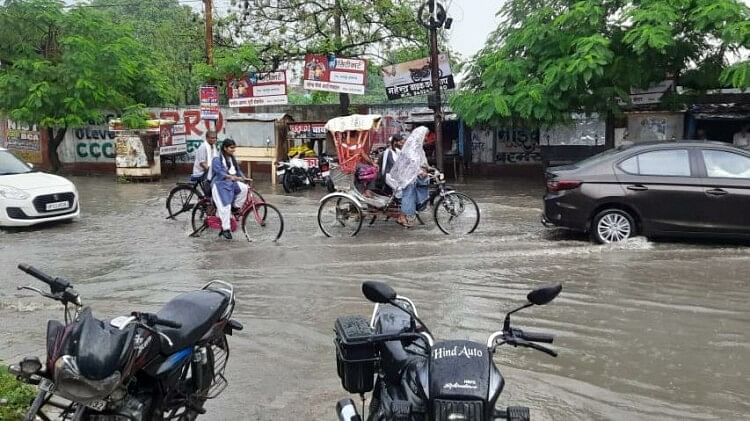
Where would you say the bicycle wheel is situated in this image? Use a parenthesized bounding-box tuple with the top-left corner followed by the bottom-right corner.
(242, 203, 284, 242)
(317, 195, 363, 237)
(191, 200, 212, 234)
(433, 192, 480, 235)
(167, 185, 200, 219)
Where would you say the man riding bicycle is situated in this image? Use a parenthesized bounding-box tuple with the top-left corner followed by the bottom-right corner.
(192, 130, 218, 184)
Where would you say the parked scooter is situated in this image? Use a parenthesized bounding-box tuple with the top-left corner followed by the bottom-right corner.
(8, 264, 243, 421)
(334, 281, 562, 421)
(277, 154, 336, 193)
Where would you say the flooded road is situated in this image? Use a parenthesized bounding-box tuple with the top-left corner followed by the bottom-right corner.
(1, 175, 748, 420)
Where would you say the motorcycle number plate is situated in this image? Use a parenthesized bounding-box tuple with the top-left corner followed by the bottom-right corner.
(85, 399, 107, 411)
(276, 169, 286, 176)
(322, 170, 330, 177)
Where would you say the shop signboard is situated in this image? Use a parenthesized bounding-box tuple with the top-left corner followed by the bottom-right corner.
(303, 54, 367, 95)
(288, 122, 326, 139)
(200, 86, 220, 120)
(228, 71, 288, 107)
(382, 54, 455, 100)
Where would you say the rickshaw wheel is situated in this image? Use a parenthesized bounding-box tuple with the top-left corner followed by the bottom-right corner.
(433, 192, 480, 235)
(317, 196, 363, 237)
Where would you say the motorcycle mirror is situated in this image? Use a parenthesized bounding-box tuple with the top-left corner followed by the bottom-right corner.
(527, 284, 562, 306)
(362, 281, 397, 304)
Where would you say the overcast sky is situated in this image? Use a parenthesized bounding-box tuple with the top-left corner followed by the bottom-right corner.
(446, 0, 503, 59)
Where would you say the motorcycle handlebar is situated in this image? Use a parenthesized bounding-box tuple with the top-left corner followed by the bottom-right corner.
(516, 330, 554, 344)
(523, 340, 558, 357)
(18, 264, 71, 293)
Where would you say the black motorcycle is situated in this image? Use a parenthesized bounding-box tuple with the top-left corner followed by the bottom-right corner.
(334, 281, 562, 421)
(278, 155, 337, 193)
(8, 264, 243, 421)
(409, 64, 443, 83)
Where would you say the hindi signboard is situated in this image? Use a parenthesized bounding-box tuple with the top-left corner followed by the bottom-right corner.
(227, 71, 288, 107)
(303, 54, 367, 95)
(199, 86, 220, 120)
(382, 54, 455, 100)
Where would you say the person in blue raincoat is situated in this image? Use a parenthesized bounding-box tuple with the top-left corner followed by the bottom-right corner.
(211, 138, 249, 240)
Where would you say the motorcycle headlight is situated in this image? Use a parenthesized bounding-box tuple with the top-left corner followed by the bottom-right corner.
(0, 185, 29, 200)
(54, 356, 121, 402)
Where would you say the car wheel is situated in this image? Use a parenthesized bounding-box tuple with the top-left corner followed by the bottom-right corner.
(591, 209, 635, 244)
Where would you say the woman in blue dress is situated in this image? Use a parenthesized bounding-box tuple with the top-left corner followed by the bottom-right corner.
(211, 139, 249, 239)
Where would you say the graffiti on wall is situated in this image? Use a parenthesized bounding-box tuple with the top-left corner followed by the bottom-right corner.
(496, 127, 542, 164)
(59, 108, 227, 164)
(470, 128, 494, 163)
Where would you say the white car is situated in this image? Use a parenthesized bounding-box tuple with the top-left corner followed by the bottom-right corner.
(0, 147, 80, 227)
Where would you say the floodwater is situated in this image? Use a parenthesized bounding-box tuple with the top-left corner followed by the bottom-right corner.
(0, 175, 748, 420)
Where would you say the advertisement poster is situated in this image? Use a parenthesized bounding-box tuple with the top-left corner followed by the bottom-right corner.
(381, 54, 455, 100)
(303, 54, 367, 95)
(5, 122, 43, 163)
(200, 86, 220, 120)
(159, 123, 187, 155)
(228, 71, 288, 107)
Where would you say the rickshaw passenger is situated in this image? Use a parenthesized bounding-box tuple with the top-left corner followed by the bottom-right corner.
(375, 133, 404, 194)
(386, 127, 430, 227)
(211, 139, 249, 240)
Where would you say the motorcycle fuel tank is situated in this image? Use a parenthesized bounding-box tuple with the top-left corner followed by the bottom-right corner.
(429, 340, 490, 400)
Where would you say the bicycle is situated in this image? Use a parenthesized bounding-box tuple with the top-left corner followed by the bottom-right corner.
(166, 173, 265, 220)
(190, 180, 283, 242)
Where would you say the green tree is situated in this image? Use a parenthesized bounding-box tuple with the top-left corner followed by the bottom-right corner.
(452, 0, 750, 127)
(0, 0, 173, 171)
(235, 0, 427, 113)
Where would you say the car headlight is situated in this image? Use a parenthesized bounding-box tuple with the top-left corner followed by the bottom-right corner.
(0, 185, 29, 200)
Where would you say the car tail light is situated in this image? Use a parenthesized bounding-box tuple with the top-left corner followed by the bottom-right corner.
(547, 179, 582, 192)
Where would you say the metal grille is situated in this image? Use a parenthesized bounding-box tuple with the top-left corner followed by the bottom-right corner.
(433, 399, 484, 421)
(32, 192, 75, 213)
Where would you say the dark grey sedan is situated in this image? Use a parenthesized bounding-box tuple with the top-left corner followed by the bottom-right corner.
(542, 141, 750, 243)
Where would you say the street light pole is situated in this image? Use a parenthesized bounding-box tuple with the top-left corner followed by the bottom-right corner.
(428, 0, 444, 170)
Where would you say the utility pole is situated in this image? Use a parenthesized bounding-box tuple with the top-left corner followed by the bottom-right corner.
(204, 0, 214, 67)
(428, 0, 444, 170)
(333, 0, 350, 116)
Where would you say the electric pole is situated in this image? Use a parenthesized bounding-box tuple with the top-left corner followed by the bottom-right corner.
(204, 0, 214, 66)
(428, 0, 443, 170)
(421, 0, 447, 170)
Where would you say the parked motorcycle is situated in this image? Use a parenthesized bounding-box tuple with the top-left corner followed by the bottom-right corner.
(277, 154, 336, 193)
(334, 281, 562, 421)
(8, 264, 243, 421)
(409, 64, 443, 83)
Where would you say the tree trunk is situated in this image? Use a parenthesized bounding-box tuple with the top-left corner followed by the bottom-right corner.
(46, 127, 67, 173)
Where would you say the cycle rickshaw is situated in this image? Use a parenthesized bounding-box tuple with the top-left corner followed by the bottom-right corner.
(316, 115, 480, 237)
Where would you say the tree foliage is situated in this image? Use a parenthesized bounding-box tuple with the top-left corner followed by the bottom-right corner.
(234, 0, 429, 112)
(90, 0, 207, 105)
(0, 0, 174, 171)
(452, 0, 750, 127)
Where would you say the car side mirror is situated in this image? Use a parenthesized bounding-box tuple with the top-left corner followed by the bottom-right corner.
(362, 281, 397, 304)
(527, 284, 562, 306)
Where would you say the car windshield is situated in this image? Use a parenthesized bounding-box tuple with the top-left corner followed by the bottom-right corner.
(0, 150, 33, 175)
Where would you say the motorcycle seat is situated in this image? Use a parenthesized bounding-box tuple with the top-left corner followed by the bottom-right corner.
(157, 289, 230, 354)
(76, 307, 136, 381)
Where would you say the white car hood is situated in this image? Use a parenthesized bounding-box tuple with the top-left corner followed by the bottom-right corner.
(0, 172, 74, 192)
